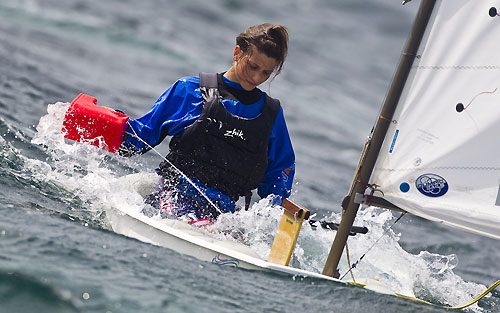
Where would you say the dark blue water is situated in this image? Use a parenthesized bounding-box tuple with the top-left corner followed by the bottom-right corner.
(1, 1, 500, 312)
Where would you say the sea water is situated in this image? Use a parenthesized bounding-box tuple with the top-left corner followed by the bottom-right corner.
(1, 0, 500, 312)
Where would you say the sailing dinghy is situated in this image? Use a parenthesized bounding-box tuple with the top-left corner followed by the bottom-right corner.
(48, 0, 500, 308)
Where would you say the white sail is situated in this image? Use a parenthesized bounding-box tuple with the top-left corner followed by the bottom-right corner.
(370, 0, 500, 239)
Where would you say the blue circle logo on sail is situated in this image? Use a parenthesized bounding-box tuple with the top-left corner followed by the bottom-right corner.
(415, 174, 448, 197)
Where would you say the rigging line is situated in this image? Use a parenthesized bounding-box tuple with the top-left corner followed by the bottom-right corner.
(123, 121, 223, 214)
(395, 279, 500, 310)
(463, 88, 498, 111)
(340, 211, 407, 281)
(339, 202, 357, 283)
(344, 240, 356, 283)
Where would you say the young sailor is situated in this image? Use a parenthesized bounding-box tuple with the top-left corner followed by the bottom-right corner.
(120, 23, 295, 225)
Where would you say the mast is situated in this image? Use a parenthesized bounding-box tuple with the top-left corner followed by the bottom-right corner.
(322, 0, 437, 278)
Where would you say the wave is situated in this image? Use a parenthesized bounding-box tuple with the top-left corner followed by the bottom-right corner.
(0, 271, 80, 313)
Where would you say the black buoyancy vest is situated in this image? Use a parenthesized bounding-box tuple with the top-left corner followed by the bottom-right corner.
(162, 73, 281, 198)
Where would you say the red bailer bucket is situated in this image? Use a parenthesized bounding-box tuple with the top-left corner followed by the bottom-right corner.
(62, 93, 129, 153)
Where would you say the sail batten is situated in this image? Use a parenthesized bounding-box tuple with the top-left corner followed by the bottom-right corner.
(370, 0, 500, 240)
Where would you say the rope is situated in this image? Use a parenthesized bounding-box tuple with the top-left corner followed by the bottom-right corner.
(337, 197, 499, 309)
(344, 241, 356, 283)
(340, 211, 406, 280)
(326, 138, 496, 309)
(124, 121, 223, 214)
(339, 202, 357, 283)
(395, 279, 500, 310)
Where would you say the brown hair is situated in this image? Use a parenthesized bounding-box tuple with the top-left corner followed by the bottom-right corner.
(236, 23, 289, 75)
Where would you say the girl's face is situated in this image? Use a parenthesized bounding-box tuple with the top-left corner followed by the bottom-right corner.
(226, 45, 278, 91)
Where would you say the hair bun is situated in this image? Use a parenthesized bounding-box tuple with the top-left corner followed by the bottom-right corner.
(235, 23, 289, 75)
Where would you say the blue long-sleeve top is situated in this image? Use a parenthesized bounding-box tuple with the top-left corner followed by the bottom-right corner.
(123, 75, 295, 202)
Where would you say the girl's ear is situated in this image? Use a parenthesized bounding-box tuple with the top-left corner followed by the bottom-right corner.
(233, 45, 242, 61)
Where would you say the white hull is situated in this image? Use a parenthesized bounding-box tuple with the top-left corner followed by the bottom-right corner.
(105, 173, 343, 281)
(105, 174, 398, 297)
(107, 201, 346, 280)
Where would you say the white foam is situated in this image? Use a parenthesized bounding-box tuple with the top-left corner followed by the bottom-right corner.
(30, 102, 488, 311)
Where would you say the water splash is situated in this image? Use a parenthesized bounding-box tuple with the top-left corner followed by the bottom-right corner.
(211, 201, 488, 311)
(30, 102, 135, 223)
(327, 207, 486, 310)
(30, 102, 490, 312)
